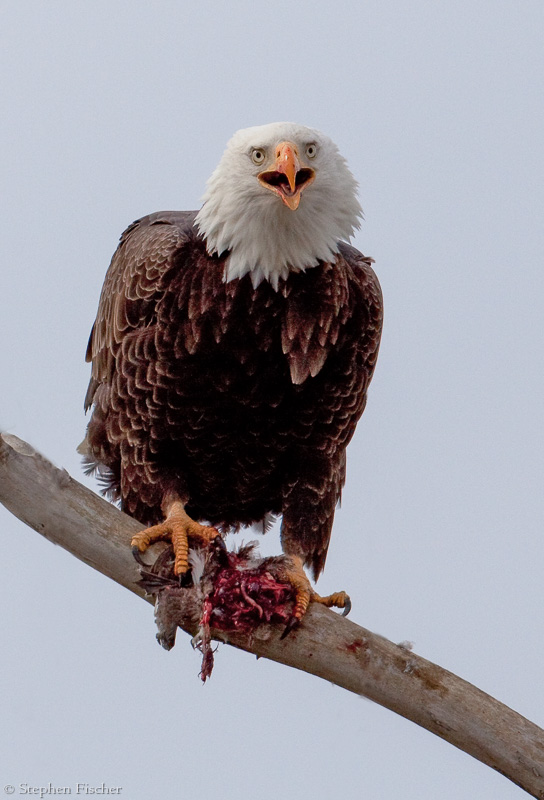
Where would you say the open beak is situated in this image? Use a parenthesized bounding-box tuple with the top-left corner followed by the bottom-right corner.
(258, 141, 315, 210)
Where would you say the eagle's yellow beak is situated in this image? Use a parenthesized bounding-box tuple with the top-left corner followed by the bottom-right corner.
(258, 141, 315, 210)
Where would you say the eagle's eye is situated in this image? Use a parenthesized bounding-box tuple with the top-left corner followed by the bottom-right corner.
(305, 143, 317, 159)
(251, 148, 266, 165)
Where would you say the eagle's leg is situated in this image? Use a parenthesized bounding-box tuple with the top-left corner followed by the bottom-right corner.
(277, 556, 351, 639)
(131, 495, 220, 576)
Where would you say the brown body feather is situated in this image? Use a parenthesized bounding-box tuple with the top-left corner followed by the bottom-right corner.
(84, 211, 383, 579)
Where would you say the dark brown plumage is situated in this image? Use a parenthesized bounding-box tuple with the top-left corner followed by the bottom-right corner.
(84, 209, 382, 579)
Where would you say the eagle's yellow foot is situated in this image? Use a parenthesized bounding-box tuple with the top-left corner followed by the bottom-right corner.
(278, 556, 351, 639)
(131, 500, 219, 576)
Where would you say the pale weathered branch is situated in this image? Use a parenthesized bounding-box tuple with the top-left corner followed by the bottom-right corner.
(0, 431, 543, 797)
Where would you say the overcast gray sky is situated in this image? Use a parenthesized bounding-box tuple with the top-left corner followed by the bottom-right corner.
(1, 2, 543, 798)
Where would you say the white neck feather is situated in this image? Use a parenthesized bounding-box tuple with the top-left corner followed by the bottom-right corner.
(195, 123, 362, 290)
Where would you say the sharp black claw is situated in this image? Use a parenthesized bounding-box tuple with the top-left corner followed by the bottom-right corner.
(280, 616, 300, 640)
(342, 595, 352, 617)
(132, 546, 146, 566)
(178, 569, 193, 588)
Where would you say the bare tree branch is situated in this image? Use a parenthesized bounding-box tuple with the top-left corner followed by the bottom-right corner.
(1, 431, 543, 797)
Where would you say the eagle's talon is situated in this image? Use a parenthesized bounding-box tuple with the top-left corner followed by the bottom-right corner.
(280, 616, 301, 640)
(131, 545, 147, 566)
(342, 595, 352, 616)
(179, 569, 193, 588)
(129, 500, 221, 578)
(313, 589, 351, 615)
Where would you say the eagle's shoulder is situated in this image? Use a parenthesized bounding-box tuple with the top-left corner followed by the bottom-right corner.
(338, 241, 382, 304)
(338, 240, 383, 334)
(118, 210, 198, 248)
(114, 210, 200, 295)
(334, 242, 383, 381)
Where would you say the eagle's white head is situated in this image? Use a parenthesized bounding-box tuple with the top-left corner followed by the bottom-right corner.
(196, 122, 362, 289)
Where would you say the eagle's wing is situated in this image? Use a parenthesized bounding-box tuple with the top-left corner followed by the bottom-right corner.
(280, 242, 383, 580)
(84, 211, 198, 412)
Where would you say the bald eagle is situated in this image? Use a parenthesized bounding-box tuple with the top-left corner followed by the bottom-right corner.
(83, 122, 383, 631)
